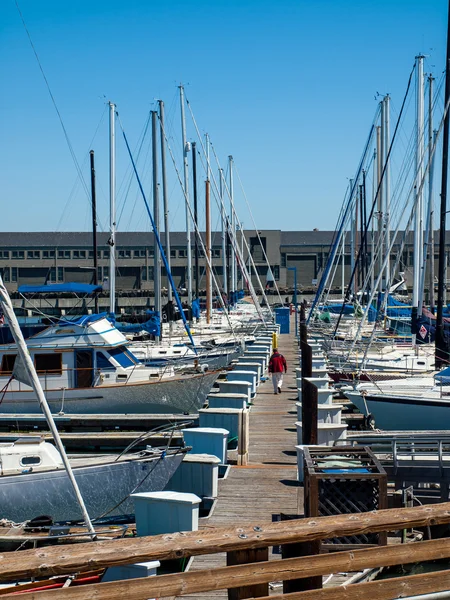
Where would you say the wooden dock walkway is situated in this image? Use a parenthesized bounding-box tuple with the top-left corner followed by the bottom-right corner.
(171, 322, 301, 599)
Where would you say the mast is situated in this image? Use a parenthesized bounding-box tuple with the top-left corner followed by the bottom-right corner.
(192, 142, 200, 301)
(179, 85, 193, 309)
(428, 76, 436, 312)
(151, 111, 161, 341)
(219, 168, 228, 296)
(108, 101, 116, 315)
(0, 275, 96, 536)
(229, 155, 236, 298)
(412, 55, 425, 336)
(158, 100, 172, 305)
(205, 133, 212, 322)
(376, 124, 383, 291)
(384, 95, 391, 286)
(89, 150, 99, 314)
(436, 1, 450, 367)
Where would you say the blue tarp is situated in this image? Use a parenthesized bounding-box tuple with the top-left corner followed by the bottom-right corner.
(116, 311, 161, 337)
(19, 283, 102, 295)
(384, 294, 411, 317)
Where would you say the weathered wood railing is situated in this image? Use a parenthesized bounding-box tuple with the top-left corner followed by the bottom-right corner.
(1, 502, 450, 599)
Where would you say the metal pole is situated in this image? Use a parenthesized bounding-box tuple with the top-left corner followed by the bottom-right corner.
(151, 111, 161, 341)
(192, 142, 200, 301)
(229, 155, 236, 295)
(89, 150, 99, 315)
(219, 169, 227, 296)
(371, 149, 377, 292)
(205, 133, 212, 319)
(179, 85, 192, 309)
(0, 275, 96, 537)
(376, 125, 383, 291)
(384, 95, 391, 285)
(108, 101, 116, 315)
(428, 76, 436, 311)
(413, 55, 425, 336)
(158, 100, 172, 305)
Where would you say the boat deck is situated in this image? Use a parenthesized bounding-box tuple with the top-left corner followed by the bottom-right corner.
(168, 324, 301, 599)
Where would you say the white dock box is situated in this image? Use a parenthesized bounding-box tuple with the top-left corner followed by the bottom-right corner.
(218, 380, 252, 403)
(132, 491, 201, 536)
(182, 427, 229, 464)
(227, 370, 257, 396)
(199, 408, 244, 442)
(295, 421, 348, 447)
(208, 393, 247, 410)
(165, 453, 220, 498)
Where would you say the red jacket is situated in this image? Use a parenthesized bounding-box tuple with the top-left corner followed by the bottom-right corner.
(269, 352, 287, 373)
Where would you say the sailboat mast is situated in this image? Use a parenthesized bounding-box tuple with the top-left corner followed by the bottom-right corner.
(89, 150, 99, 314)
(192, 142, 200, 300)
(205, 134, 212, 324)
(108, 101, 116, 316)
(158, 100, 172, 304)
(205, 133, 212, 322)
(179, 85, 193, 309)
(412, 55, 425, 336)
(428, 77, 436, 312)
(151, 111, 161, 340)
(384, 95, 391, 285)
(229, 155, 236, 297)
(436, 1, 450, 367)
(219, 168, 228, 296)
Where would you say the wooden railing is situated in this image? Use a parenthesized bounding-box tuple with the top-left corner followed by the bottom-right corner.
(1, 502, 450, 599)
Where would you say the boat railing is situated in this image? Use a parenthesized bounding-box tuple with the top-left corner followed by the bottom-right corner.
(2, 502, 450, 598)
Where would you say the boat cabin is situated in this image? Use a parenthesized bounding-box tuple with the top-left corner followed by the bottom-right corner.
(0, 438, 63, 475)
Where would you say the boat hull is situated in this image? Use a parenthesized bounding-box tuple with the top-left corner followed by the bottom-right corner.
(346, 391, 450, 431)
(0, 450, 185, 523)
(0, 370, 220, 415)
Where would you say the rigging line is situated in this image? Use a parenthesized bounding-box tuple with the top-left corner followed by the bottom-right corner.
(117, 110, 153, 229)
(233, 164, 284, 305)
(117, 113, 199, 351)
(56, 104, 109, 233)
(14, 0, 91, 202)
(332, 62, 416, 336)
(157, 115, 243, 336)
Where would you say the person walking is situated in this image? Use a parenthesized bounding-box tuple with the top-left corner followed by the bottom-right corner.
(268, 348, 287, 394)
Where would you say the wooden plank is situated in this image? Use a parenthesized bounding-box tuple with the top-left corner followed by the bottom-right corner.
(256, 568, 450, 600)
(2, 502, 450, 581)
(1, 537, 450, 599)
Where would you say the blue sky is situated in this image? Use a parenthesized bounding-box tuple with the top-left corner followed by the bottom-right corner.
(0, 0, 448, 234)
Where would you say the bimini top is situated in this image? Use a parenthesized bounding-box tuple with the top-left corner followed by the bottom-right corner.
(0, 316, 127, 350)
(18, 283, 102, 295)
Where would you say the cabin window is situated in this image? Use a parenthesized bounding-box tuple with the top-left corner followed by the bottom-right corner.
(21, 456, 41, 466)
(34, 353, 63, 375)
(417, 361, 425, 366)
(108, 346, 137, 368)
(0, 354, 16, 375)
(97, 352, 114, 370)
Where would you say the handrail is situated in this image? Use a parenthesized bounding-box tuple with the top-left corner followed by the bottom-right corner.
(1, 501, 450, 582)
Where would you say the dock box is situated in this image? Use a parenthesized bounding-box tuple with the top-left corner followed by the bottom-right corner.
(132, 491, 201, 537)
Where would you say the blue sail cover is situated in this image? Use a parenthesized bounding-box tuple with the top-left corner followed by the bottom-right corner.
(19, 283, 102, 294)
(116, 311, 161, 337)
(192, 299, 201, 319)
(319, 304, 355, 315)
(384, 294, 411, 318)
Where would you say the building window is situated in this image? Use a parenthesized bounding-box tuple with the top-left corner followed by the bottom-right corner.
(103, 249, 110, 259)
(281, 253, 286, 268)
(212, 248, 221, 258)
(178, 249, 187, 258)
(35, 353, 62, 375)
(0, 251, 10, 259)
(97, 266, 102, 281)
(11, 267, 18, 282)
(148, 266, 154, 280)
(170, 249, 176, 259)
(0, 354, 16, 374)
(58, 267, 64, 282)
(148, 248, 154, 258)
(3, 268, 9, 282)
(88, 250, 94, 259)
(27, 250, 40, 259)
(134, 249, 146, 258)
(43, 250, 55, 259)
(73, 250, 87, 259)
(273, 265, 280, 280)
(58, 250, 71, 259)
(12, 251, 24, 259)
(141, 266, 147, 281)
(118, 250, 131, 259)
